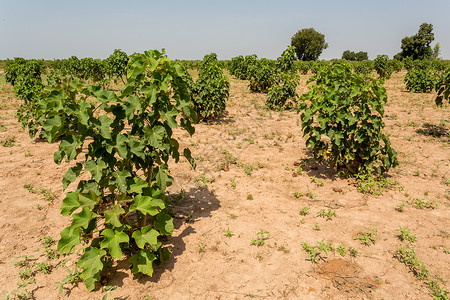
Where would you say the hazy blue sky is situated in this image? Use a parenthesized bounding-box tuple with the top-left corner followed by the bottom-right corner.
(0, 0, 449, 60)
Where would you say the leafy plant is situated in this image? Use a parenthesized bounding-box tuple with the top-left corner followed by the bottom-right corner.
(250, 230, 269, 246)
(336, 243, 347, 256)
(188, 53, 229, 120)
(396, 226, 417, 243)
(299, 60, 398, 175)
(266, 73, 299, 110)
(19, 50, 198, 291)
(316, 209, 336, 221)
(404, 68, 436, 93)
(395, 245, 429, 280)
(435, 67, 450, 106)
(299, 207, 309, 215)
(301, 240, 333, 263)
(354, 226, 377, 246)
(223, 228, 233, 238)
(374, 55, 393, 79)
(248, 58, 276, 93)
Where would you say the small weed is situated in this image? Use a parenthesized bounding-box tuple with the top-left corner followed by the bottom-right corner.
(443, 248, 450, 254)
(277, 245, 290, 254)
(246, 194, 253, 200)
(299, 207, 310, 216)
(336, 243, 347, 257)
(56, 267, 82, 293)
(354, 226, 377, 246)
(349, 247, 358, 257)
(2, 135, 16, 147)
(409, 197, 438, 209)
(356, 173, 403, 195)
(395, 201, 407, 212)
(316, 209, 336, 221)
(313, 223, 321, 231)
(310, 176, 324, 187)
(230, 178, 236, 188)
(24, 150, 31, 157)
(396, 226, 417, 243)
(250, 230, 269, 246)
(395, 245, 429, 280)
(197, 242, 206, 253)
(441, 178, 450, 186)
(293, 190, 303, 199)
(194, 173, 215, 187)
(301, 240, 333, 263)
(223, 228, 233, 238)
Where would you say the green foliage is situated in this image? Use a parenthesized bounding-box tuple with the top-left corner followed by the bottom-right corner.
(374, 55, 393, 79)
(301, 240, 333, 263)
(353, 61, 374, 75)
(404, 68, 436, 93)
(296, 61, 312, 75)
(299, 61, 398, 175)
(354, 226, 377, 246)
(390, 59, 403, 72)
(396, 226, 417, 243)
(316, 209, 336, 221)
(291, 28, 328, 61)
(342, 50, 368, 61)
(250, 230, 269, 246)
(248, 58, 276, 93)
(104, 49, 129, 83)
(266, 73, 299, 110)
(15, 50, 196, 291)
(395, 245, 429, 280)
(276, 46, 297, 73)
(435, 67, 450, 106)
(188, 53, 229, 120)
(398, 23, 435, 60)
(228, 54, 258, 80)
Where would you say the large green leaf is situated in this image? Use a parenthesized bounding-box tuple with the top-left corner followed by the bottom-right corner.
(57, 226, 82, 254)
(155, 165, 173, 191)
(129, 195, 162, 216)
(143, 125, 166, 149)
(77, 247, 106, 291)
(104, 204, 125, 227)
(100, 228, 129, 259)
(60, 191, 81, 216)
(98, 114, 113, 139)
(130, 249, 156, 276)
(85, 159, 107, 182)
(59, 135, 82, 161)
(69, 207, 97, 235)
(62, 163, 82, 190)
(78, 190, 100, 210)
(131, 226, 159, 249)
(154, 212, 174, 235)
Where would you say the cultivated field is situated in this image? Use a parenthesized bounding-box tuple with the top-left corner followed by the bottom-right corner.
(0, 70, 449, 299)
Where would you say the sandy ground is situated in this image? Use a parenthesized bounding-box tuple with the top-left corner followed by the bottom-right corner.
(0, 70, 449, 299)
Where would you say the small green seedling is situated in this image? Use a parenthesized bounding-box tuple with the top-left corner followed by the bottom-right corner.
(336, 243, 347, 257)
(299, 207, 310, 216)
(396, 226, 417, 243)
(316, 209, 336, 221)
(354, 226, 377, 246)
(250, 230, 269, 246)
(223, 228, 233, 238)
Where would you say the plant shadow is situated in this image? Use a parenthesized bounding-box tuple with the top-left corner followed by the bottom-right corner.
(106, 186, 220, 287)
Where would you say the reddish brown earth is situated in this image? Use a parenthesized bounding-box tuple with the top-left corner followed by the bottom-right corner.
(0, 70, 449, 299)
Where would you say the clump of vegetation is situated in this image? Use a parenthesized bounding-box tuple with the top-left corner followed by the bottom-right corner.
(299, 60, 398, 176)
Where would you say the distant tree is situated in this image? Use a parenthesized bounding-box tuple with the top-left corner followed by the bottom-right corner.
(355, 51, 368, 61)
(342, 50, 368, 61)
(397, 23, 435, 60)
(291, 28, 328, 61)
(432, 42, 441, 60)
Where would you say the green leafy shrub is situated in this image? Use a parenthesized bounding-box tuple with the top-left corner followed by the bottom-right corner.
(390, 59, 403, 72)
(23, 50, 196, 291)
(296, 61, 311, 75)
(248, 58, 276, 93)
(188, 53, 230, 120)
(374, 55, 393, 79)
(276, 46, 297, 73)
(266, 73, 299, 110)
(353, 61, 374, 75)
(298, 61, 398, 175)
(435, 67, 450, 106)
(104, 49, 129, 83)
(404, 68, 436, 93)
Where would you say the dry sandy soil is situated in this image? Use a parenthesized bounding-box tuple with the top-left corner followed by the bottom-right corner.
(0, 70, 449, 300)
